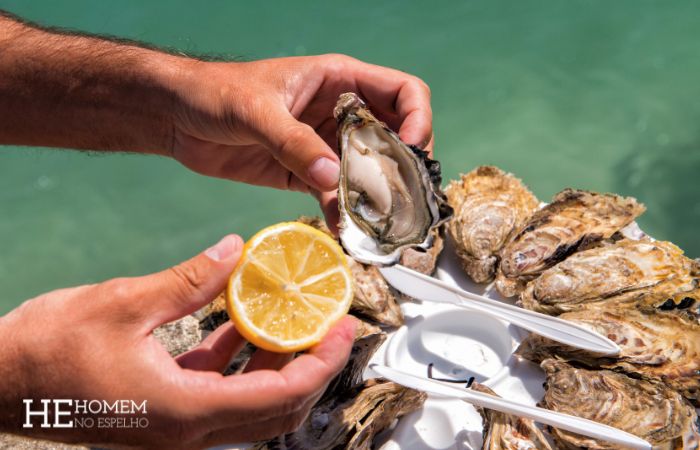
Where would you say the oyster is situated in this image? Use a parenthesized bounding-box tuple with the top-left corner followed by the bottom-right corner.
(445, 166, 539, 283)
(472, 383, 553, 450)
(334, 92, 452, 266)
(348, 231, 445, 326)
(656, 287, 700, 319)
(346, 254, 405, 327)
(253, 379, 426, 450)
(540, 359, 700, 450)
(399, 228, 444, 276)
(518, 308, 700, 405)
(495, 189, 645, 297)
(519, 238, 700, 315)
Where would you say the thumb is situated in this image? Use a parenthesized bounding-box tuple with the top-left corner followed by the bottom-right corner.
(140, 234, 243, 329)
(262, 107, 340, 192)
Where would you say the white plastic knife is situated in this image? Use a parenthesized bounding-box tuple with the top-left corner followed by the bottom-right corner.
(370, 364, 651, 450)
(379, 264, 620, 355)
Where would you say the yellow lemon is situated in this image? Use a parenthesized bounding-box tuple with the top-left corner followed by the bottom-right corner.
(226, 222, 353, 352)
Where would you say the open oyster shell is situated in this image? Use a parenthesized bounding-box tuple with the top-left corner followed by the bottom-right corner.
(495, 188, 645, 297)
(334, 92, 452, 266)
(445, 166, 539, 283)
(472, 383, 553, 450)
(518, 308, 700, 405)
(518, 238, 700, 315)
(540, 359, 699, 450)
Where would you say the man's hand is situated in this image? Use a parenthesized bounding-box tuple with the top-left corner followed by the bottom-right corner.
(170, 55, 433, 229)
(0, 12, 432, 231)
(0, 235, 356, 448)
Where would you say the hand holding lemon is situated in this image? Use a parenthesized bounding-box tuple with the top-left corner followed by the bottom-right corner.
(0, 225, 356, 447)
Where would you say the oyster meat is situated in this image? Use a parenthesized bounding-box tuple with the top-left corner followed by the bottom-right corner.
(334, 92, 452, 266)
(518, 308, 700, 405)
(445, 166, 539, 283)
(253, 379, 426, 450)
(540, 359, 700, 450)
(495, 188, 645, 297)
(472, 383, 553, 450)
(519, 238, 700, 315)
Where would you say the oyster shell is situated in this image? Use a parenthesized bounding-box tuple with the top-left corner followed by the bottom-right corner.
(346, 255, 404, 327)
(519, 238, 700, 315)
(399, 228, 444, 276)
(495, 189, 645, 297)
(472, 383, 553, 450)
(445, 166, 539, 283)
(334, 92, 452, 266)
(540, 359, 699, 450)
(517, 308, 700, 405)
(253, 379, 426, 450)
(656, 287, 700, 319)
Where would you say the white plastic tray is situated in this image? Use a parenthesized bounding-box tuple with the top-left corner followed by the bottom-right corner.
(366, 234, 545, 450)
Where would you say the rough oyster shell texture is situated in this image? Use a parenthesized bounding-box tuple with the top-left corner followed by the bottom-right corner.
(540, 359, 699, 450)
(252, 314, 427, 449)
(519, 238, 700, 315)
(471, 383, 553, 450)
(518, 308, 700, 405)
(495, 188, 645, 297)
(254, 379, 426, 450)
(334, 92, 452, 266)
(445, 166, 539, 283)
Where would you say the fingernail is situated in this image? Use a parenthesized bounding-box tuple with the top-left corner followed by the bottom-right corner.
(205, 235, 242, 261)
(308, 157, 340, 190)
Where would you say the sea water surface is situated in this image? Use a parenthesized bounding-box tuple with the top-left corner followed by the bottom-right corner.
(1, 1, 699, 313)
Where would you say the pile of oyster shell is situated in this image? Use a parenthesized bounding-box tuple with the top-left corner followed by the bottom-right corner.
(201, 93, 699, 449)
(329, 93, 699, 448)
(445, 165, 699, 449)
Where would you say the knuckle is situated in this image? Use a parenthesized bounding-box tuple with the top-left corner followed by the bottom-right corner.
(323, 52, 350, 64)
(168, 263, 208, 302)
(102, 277, 134, 302)
(413, 76, 431, 95)
(96, 278, 145, 324)
(320, 53, 352, 76)
(421, 80, 432, 96)
(279, 123, 313, 158)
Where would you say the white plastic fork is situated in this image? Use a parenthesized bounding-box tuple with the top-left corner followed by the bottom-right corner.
(370, 364, 651, 450)
(379, 264, 620, 355)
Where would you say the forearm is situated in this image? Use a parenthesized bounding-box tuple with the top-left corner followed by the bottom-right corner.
(0, 12, 193, 155)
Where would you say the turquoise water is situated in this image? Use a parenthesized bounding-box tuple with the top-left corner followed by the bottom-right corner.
(1, 1, 699, 313)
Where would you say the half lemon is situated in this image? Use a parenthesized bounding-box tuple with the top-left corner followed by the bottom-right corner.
(226, 222, 353, 352)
